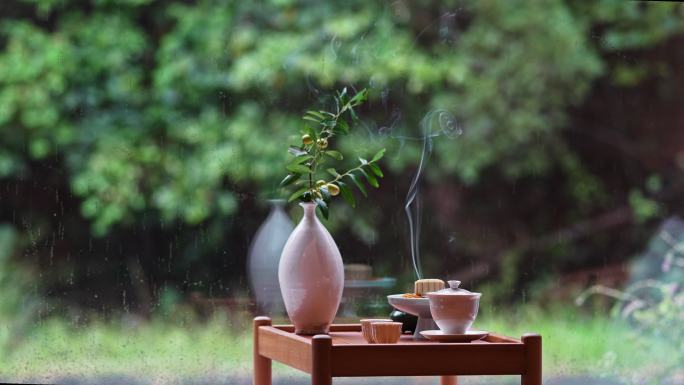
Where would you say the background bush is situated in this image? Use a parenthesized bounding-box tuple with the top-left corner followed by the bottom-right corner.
(1, 0, 684, 317)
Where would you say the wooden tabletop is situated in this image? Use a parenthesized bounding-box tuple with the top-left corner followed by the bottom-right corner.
(271, 323, 522, 345)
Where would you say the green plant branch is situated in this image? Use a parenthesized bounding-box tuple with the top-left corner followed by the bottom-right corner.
(280, 88, 384, 218)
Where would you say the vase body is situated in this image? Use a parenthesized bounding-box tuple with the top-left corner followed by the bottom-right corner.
(247, 199, 295, 315)
(278, 202, 344, 334)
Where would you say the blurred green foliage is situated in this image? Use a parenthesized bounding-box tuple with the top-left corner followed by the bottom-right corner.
(576, 221, 684, 375)
(1, 0, 682, 235)
(0, 225, 41, 357)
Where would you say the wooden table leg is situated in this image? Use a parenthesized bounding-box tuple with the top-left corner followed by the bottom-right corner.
(311, 334, 332, 385)
(253, 317, 272, 385)
(522, 334, 542, 385)
(440, 375, 458, 385)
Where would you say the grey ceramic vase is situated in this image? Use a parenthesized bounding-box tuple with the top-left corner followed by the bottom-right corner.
(247, 199, 295, 314)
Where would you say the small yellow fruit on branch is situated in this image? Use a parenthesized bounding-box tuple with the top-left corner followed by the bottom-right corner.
(326, 183, 340, 196)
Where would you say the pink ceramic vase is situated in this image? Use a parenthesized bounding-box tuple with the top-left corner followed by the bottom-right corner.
(278, 202, 344, 335)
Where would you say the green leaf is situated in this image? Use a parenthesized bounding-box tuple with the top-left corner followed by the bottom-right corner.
(371, 148, 386, 162)
(321, 119, 336, 128)
(349, 88, 368, 106)
(280, 173, 301, 187)
(325, 150, 343, 160)
(358, 157, 368, 165)
(288, 146, 308, 156)
(348, 173, 367, 197)
(338, 181, 356, 208)
(305, 110, 326, 120)
(302, 115, 320, 123)
(369, 163, 384, 178)
(300, 126, 316, 138)
(288, 154, 313, 166)
(326, 168, 340, 177)
(315, 198, 329, 219)
(288, 186, 310, 202)
(333, 119, 350, 135)
(286, 164, 312, 174)
(360, 168, 379, 188)
(349, 107, 358, 121)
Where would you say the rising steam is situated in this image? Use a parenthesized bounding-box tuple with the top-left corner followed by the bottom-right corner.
(404, 110, 463, 279)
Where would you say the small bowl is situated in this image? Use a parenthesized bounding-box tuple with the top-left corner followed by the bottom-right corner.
(371, 322, 402, 344)
(426, 280, 481, 334)
(387, 294, 435, 340)
(360, 318, 392, 343)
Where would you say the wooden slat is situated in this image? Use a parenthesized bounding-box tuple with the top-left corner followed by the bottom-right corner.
(273, 325, 295, 332)
(484, 333, 520, 343)
(329, 324, 361, 332)
(330, 343, 526, 377)
(272, 324, 362, 333)
(269, 329, 519, 346)
(258, 326, 312, 373)
(328, 332, 426, 345)
(326, 331, 510, 346)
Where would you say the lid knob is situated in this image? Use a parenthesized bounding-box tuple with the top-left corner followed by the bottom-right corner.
(448, 280, 461, 290)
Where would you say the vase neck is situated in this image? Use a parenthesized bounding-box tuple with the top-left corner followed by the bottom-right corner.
(268, 199, 286, 209)
(268, 199, 287, 214)
(299, 202, 317, 220)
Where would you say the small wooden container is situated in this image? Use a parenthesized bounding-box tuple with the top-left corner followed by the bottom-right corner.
(360, 319, 392, 343)
(371, 321, 402, 343)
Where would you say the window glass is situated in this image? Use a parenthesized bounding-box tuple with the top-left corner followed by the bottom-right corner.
(0, 1, 683, 384)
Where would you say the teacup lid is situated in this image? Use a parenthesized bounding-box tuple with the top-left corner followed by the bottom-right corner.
(429, 280, 481, 297)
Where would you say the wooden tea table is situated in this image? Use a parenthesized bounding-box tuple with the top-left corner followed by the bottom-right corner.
(253, 317, 541, 385)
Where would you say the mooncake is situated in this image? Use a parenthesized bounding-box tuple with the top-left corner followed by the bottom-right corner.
(414, 279, 445, 296)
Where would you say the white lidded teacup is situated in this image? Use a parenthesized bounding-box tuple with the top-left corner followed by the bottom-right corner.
(426, 280, 481, 334)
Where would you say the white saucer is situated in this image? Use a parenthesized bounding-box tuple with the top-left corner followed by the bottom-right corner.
(419, 330, 489, 342)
